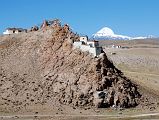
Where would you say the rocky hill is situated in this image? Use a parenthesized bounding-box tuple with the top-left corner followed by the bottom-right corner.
(0, 22, 141, 112)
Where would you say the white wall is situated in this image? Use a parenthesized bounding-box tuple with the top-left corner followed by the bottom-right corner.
(73, 39, 102, 57)
(87, 41, 95, 47)
(73, 42, 82, 48)
(73, 42, 102, 57)
(15, 30, 19, 34)
(3, 30, 13, 35)
(80, 36, 88, 43)
(81, 45, 96, 56)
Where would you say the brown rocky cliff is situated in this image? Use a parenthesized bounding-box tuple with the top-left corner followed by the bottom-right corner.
(0, 25, 140, 112)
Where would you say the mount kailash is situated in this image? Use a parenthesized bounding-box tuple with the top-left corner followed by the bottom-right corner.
(91, 27, 154, 40)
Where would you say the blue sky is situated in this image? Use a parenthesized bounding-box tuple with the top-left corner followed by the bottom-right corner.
(0, 0, 159, 37)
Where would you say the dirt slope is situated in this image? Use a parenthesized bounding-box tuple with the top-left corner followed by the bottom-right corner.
(0, 25, 141, 113)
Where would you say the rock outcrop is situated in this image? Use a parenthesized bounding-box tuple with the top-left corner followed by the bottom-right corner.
(0, 21, 141, 112)
(30, 25, 39, 31)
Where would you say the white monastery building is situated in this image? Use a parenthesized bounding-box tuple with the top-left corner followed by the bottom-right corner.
(73, 36, 102, 57)
(3, 28, 27, 35)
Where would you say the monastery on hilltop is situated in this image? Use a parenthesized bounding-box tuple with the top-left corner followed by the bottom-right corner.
(73, 36, 102, 57)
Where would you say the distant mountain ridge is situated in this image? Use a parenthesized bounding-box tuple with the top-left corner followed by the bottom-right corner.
(91, 27, 155, 40)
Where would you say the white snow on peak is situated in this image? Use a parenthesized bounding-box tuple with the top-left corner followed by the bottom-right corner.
(132, 35, 155, 40)
(92, 27, 155, 40)
(96, 27, 115, 36)
(132, 37, 147, 40)
(92, 27, 131, 40)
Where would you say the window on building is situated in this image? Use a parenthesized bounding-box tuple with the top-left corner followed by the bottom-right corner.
(89, 44, 93, 47)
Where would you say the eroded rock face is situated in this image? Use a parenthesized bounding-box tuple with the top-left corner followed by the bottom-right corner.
(0, 23, 141, 112)
(38, 26, 141, 108)
(41, 20, 49, 29)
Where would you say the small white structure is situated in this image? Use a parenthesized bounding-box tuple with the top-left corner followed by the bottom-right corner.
(3, 28, 27, 35)
(80, 36, 88, 43)
(73, 36, 102, 57)
(112, 45, 121, 48)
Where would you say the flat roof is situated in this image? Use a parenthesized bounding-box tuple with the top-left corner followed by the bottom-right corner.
(6, 28, 27, 31)
(87, 40, 99, 42)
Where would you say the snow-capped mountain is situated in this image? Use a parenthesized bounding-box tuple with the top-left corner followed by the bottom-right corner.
(91, 27, 154, 40)
(92, 27, 131, 40)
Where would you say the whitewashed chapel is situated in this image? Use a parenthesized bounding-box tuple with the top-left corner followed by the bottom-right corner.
(73, 36, 102, 57)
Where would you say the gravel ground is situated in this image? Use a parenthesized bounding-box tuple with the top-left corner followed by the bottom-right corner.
(105, 48, 159, 74)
